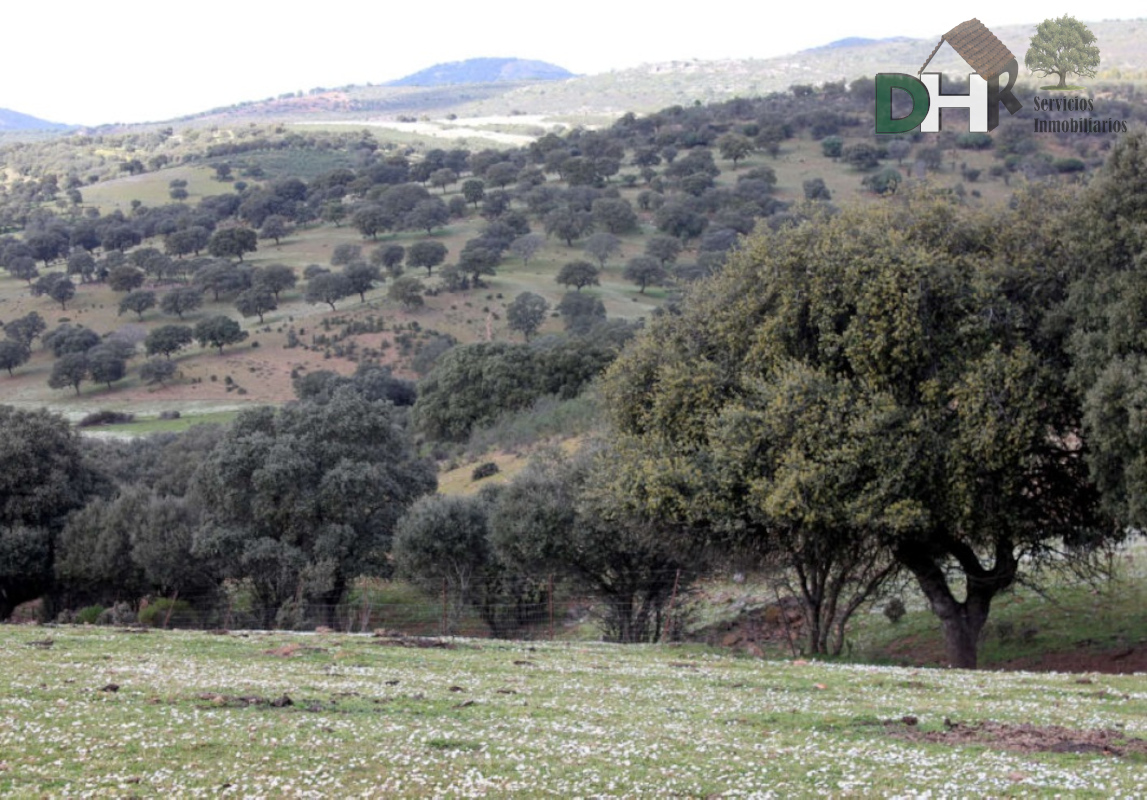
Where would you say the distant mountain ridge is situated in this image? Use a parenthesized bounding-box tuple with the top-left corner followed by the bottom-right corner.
(0, 107, 68, 131)
(386, 57, 574, 87)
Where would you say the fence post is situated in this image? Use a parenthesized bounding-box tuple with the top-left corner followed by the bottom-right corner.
(162, 590, 178, 630)
(441, 578, 448, 637)
(548, 574, 555, 641)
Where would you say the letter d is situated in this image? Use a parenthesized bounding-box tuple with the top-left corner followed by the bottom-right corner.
(875, 74, 930, 134)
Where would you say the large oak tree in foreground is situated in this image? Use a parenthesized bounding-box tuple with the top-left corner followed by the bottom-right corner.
(602, 187, 1113, 668)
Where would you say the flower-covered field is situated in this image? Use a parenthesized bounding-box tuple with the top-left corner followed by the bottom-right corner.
(1, 627, 1144, 797)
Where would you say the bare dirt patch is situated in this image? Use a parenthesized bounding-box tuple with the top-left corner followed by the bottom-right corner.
(997, 646, 1147, 675)
(884, 719, 1147, 758)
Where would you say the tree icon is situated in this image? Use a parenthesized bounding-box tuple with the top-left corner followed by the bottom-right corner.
(1024, 15, 1100, 89)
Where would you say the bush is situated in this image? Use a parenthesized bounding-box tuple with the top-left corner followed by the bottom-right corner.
(471, 462, 500, 480)
(97, 602, 137, 626)
(77, 410, 135, 427)
(76, 605, 106, 625)
(883, 598, 906, 624)
(138, 598, 198, 628)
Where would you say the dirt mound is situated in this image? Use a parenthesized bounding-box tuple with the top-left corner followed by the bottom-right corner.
(885, 719, 1147, 757)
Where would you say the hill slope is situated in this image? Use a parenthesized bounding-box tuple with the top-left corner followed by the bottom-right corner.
(0, 107, 68, 131)
(386, 57, 574, 87)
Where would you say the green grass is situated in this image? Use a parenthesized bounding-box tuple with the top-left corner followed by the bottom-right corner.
(1, 626, 1144, 796)
(81, 409, 241, 435)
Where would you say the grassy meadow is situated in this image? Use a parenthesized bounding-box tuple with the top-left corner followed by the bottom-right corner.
(1, 626, 1145, 797)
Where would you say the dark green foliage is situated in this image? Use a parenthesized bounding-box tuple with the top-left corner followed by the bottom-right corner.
(207, 227, 258, 261)
(252, 264, 297, 300)
(388, 276, 425, 309)
(591, 198, 638, 234)
(506, 292, 549, 341)
(258, 214, 293, 244)
(3, 312, 46, 346)
(140, 358, 177, 385)
(862, 167, 903, 195)
(194, 315, 248, 355)
(43, 324, 99, 357)
(305, 272, 353, 310)
(330, 244, 363, 266)
(509, 233, 544, 266)
(118, 290, 156, 320)
(32, 272, 75, 309)
(293, 363, 416, 407)
(235, 287, 277, 323)
(583, 233, 620, 269)
(145, 324, 194, 359)
(1066, 131, 1147, 526)
(48, 351, 89, 394)
(160, 287, 204, 319)
(557, 292, 606, 334)
(842, 142, 880, 170)
(407, 241, 448, 277)
(489, 445, 693, 643)
(414, 343, 541, 441)
(193, 389, 436, 626)
(717, 133, 754, 167)
(603, 191, 1109, 667)
(0, 406, 107, 619)
(87, 343, 128, 388)
(555, 260, 599, 292)
(0, 339, 31, 375)
(956, 132, 994, 150)
(623, 256, 666, 293)
(373, 244, 405, 273)
(472, 462, 500, 480)
(803, 178, 832, 201)
(414, 334, 620, 441)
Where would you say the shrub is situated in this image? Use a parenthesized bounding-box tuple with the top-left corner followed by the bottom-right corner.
(76, 605, 106, 625)
(138, 598, 198, 629)
(471, 462, 500, 480)
(883, 598, 906, 624)
(77, 410, 135, 427)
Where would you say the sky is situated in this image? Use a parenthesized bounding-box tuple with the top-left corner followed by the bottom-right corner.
(2, 1, 1143, 126)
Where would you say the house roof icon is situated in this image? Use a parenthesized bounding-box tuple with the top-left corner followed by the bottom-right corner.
(918, 19, 1017, 81)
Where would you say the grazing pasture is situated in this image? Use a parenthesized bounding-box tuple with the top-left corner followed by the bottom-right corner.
(1, 627, 1144, 796)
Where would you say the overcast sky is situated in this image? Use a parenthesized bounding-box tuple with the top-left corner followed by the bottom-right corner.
(2, 1, 1143, 126)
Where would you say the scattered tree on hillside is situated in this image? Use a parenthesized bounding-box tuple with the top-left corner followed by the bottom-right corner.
(505, 233, 543, 268)
(407, 241, 448, 277)
(145, 325, 194, 359)
(194, 315, 248, 355)
(506, 292, 549, 341)
(556, 260, 600, 292)
(623, 256, 667, 293)
(48, 351, 89, 395)
(388, 276, 425, 310)
(119, 290, 157, 320)
(583, 232, 621, 269)
(305, 272, 353, 311)
(235, 287, 277, 323)
(0, 339, 30, 376)
(207, 227, 257, 262)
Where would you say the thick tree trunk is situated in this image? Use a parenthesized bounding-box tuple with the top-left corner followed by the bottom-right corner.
(895, 536, 1017, 669)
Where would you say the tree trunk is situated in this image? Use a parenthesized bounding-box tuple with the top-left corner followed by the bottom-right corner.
(1057, 71, 1067, 88)
(895, 537, 1017, 669)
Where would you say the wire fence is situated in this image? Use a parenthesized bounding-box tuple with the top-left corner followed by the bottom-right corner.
(35, 570, 699, 643)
